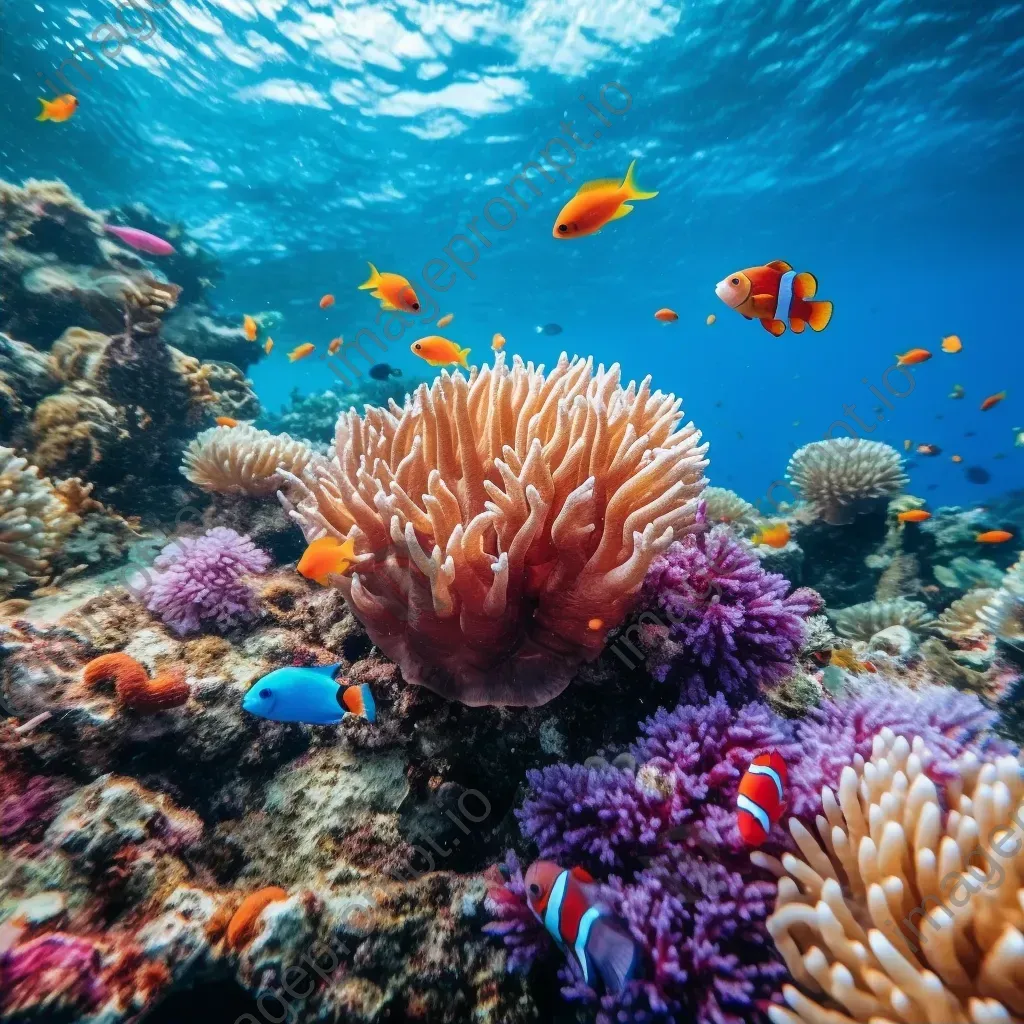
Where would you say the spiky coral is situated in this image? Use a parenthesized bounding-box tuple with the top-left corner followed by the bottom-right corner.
(787, 439, 907, 525)
(829, 597, 934, 640)
(283, 353, 709, 706)
(639, 526, 820, 704)
(129, 527, 270, 635)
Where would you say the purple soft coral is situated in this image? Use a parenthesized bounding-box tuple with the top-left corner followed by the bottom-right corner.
(0, 933, 107, 1017)
(130, 527, 270, 636)
(641, 527, 819, 705)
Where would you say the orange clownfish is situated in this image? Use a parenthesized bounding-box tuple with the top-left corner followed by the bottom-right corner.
(751, 522, 790, 548)
(898, 509, 931, 523)
(941, 335, 962, 353)
(896, 348, 932, 366)
(523, 860, 640, 994)
(654, 308, 678, 323)
(981, 391, 1007, 412)
(264, 338, 274, 354)
(976, 530, 1013, 544)
(297, 536, 359, 585)
(287, 343, 315, 362)
(491, 333, 506, 352)
(437, 313, 454, 328)
(411, 335, 470, 369)
(215, 417, 239, 428)
(358, 263, 420, 313)
(36, 94, 78, 123)
(552, 160, 657, 239)
(243, 315, 258, 342)
(319, 294, 335, 310)
(715, 261, 833, 337)
(737, 751, 788, 847)
(328, 337, 342, 356)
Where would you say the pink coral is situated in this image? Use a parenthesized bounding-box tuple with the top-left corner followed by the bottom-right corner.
(0, 774, 72, 843)
(0, 933, 107, 1017)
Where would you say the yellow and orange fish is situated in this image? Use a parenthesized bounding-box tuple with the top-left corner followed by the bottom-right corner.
(287, 343, 315, 363)
(977, 530, 1013, 544)
(830, 648, 877, 675)
(552, 160, 657, 239)
(715, 261, 833, 337)
(751, 522, 790, 548)
(264, 338, 274, 354)
(243, 315, 258, 342)
(491, 333, 506, 352)
(437, 313, 454, 328)
(941, 335, 962, 353)
(411, 335, 470, 369)
(706, 314, 716, 326)
(358, 263, 420, 313)
(319, 294, 335, 310)
(654, 308, 679, 323)
(297, 536, 359, 586)
(896, 348, 932, 366)
(36, 94, 78, 123)
(981, 391, 1007, 411)
(898, 509, 931, 523)
(215, 416, 239, 428)
(328, 337, 343, 356)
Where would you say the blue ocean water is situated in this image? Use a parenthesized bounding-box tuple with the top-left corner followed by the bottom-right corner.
(2, 0, 1022, 508)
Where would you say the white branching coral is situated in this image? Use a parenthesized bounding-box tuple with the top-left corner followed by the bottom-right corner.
(787, 439, 908, 525)
(181, 424, 320, 497)
(830, 598, 935, 640)
(282, 353, 709, 706)
(756, 728, 1024, 1024)
(703, 485, 762, 528)
(0, 447, 76, 596)
(979, 557, 1024, 651)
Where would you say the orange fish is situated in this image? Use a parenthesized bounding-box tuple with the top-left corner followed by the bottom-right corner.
(896, 348, 932, 366)
(358, 263, 420, 312)
(297, 536, 359, 585)
(981, 391, 1007, 411)
(654, 308, 679, 323)
(737, 751, 788, 847)
(715, 261, 833, 337)
(751, 522, 790, 548)
(706, 314, 716, 326)
(491, 333, 506, 352)
(319, 294, 335, 309)
(36, 94, 78, 123)
(917, 444, 941, 456)
(437, 313, 454, 328)
(411, 335, 470, 369)
(976, 530, 1013, 544)
(264, 338, 274, 354)
(328, 337, 342, 356)
(898, 509, 931, 523)
(552, 160, 657, 239)
(941, 335, 962, 353)
(951, 454, 962, 463)
(830, 649, 876, 674)
(243, 315, 258, 342)
(215, 416, 239, 428)
(288, 343, 315, 362)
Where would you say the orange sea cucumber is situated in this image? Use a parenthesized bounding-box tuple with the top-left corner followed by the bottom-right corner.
(226, 887, 289, 950)
(82, 653, 189, 713)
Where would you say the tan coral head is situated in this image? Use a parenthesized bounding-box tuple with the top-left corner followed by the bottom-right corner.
(281, 353, 709, 706)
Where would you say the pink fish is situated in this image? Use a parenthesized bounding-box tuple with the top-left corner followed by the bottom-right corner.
(104, 224, 176, 256)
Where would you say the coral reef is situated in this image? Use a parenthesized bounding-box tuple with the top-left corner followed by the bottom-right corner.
(639, 526, 820, 705)
(702, 485, 762, 529)
(283, 353, 709, 706)
(829, 597, 935, 640)
(787, 439, 907, 526)
(980, 556, 1024, 656)
(932, 588, 998, 645)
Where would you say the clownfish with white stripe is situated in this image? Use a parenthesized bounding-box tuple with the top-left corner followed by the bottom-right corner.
(715, 261, 833, 337)
(524, 860, 640, 994)
(736, 750, 789, 847)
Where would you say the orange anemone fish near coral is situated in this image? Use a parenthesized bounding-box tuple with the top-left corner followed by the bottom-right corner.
(523, 860, 640, 994)
(941, 335, 963, 353)
(896, 348, 932, 366)
(715, 261, 832, 337)
(751, 522, 790, 548)
(411, 335, 471, 369)
(243, 315, 258, 342)
(358, 263, 420, 312)
(297, 536, 359, 586)
(491, 333, 506, 352)
(328, 337, 343, 356)
(552, 160, 657, 239)
(981, 391, 1007, 411)
(737, 750, 788, 847)
(976, 530, 1014, 544)
(215, 417, 239, 428)
(319, 294, 335, 310)
(36, 94, 78, 123)
(287, 343, 315, 363)
(654, 308, 679, 323)
(898, 509, 931, 523)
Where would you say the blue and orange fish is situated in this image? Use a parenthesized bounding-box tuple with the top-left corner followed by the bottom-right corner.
(715, 261, 833, 337)
(524, 860, 640, 994)
(736, 751, 789, 847)
(241, 664, 375, 726)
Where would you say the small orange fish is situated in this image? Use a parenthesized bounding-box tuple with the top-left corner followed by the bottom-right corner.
(437, 313, 454, 328)
(981, 391, 1007, 411)
(411, 335, 470, 369)
(328, 337, 342, 356)
(896, 348, 932, 366)
(917, 444, 941, 456)
(898, 509, 931, 523)
(264, 338, 274, 354)
(297, 536, 359, 585)
(715, 261, 833, 336)
(491, 333, 506, 352)
(706, 314, 716, 326)
(288, 343, 315, 363)
(830, 649, 876, 674)
(36, 94, 78, 123)
(243, 315, 258, 342)
(977, 530, 1013, 544)
(941, 335, 962, 353)
(654, 308, 679, 323)
(751, 522, 790, 548)
(860, 660, 878, 674)
(358, 263, 420, 312)
(737, 751, 788, 847)
(552, 160, 657, 239)
(215, 416, 239, 428)
(319, 294, 335, 310)
(588, 618, 604, 631)
(951, 454, 962, 463)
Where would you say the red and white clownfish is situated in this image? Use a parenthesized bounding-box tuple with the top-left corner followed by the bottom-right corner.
(715, 261, 833, 337)
(524, 860, 639, 994)
(737, 750, 789, 847)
